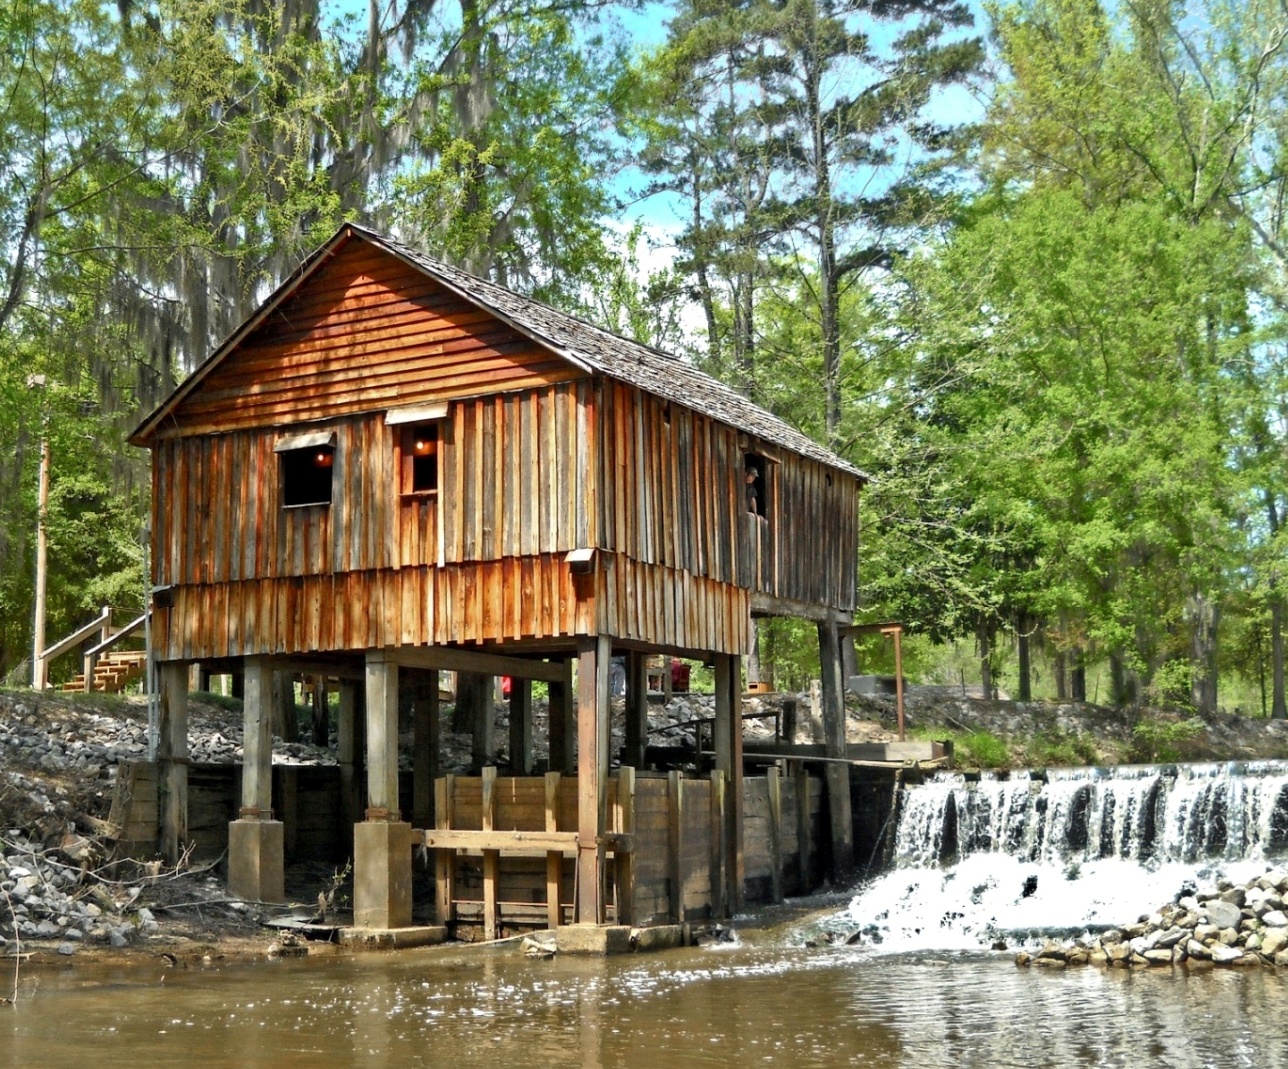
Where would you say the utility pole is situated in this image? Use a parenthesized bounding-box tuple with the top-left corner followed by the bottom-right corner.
(29, 375, 50, 690)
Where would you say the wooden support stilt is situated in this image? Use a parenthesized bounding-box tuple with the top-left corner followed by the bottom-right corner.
(575, 635, 611, 924)
(794, 760, 812, 890)
(708, 769, 725, 920)
(767, 765, 783, 904)
(545, 771, 562, 929)
(818, 620, 855, 880)
(413, 671, 439, 828)
(509, 677, 533, 775)
(435, 775, 456, 925)
(337, 679, 359, 856)
(279, 766, 298, 856)
(548, 659, 575, 774)
(481, 766, 498, 941)
(713, 653, 745, 909)
(667, 769, 685, 923)
(623, 652, 648, 768)
(157, 661, 188, 865)
(364, 654, 400, 818)
(227, 656, 284, 903)
(614, 766, 635, 925)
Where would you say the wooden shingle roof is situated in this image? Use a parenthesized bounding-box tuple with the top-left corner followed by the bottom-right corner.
(131, 223, 868, 480)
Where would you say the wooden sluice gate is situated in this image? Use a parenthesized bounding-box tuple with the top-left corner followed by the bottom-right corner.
(420, 766, 824, 939)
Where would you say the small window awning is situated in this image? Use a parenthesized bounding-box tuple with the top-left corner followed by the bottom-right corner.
(386, 403, 449, 426)
(274, 430, 336, 453)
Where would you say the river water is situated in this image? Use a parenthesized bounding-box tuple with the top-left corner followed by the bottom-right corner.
(4, 760, 1286, 1068)
(2, 922, 1285, 1069)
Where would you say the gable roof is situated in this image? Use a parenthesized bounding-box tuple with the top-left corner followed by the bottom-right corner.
(130, 224, 867, 480)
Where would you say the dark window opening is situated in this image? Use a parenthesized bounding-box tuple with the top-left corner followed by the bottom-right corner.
(744, 453, 768, 518)
(402, 423, 439, 495)
(282, 445, 334, 507)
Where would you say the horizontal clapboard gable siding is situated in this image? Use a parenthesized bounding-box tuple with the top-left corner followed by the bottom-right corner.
(160, 242, 585, 437)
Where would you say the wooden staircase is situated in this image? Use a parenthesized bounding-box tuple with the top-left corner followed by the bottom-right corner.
(61, 649, 148, 693)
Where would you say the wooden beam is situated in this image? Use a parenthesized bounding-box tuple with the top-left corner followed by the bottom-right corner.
(337, 679, 360, 853)
(435, 775, 455, 925)
(667, 770, 684, 923)
(509, 677, 533, 776)
(751, 593, 853, 625)
(412, 671, 439, 828)
(575, 635, 611, 924)
(379, 644, 568, 683)
(818, 620, 854, 880)
(364, 653, 399, 817)
(713, 654, 745, 908)
(241, 657, 274, 819)
(548, 658, 574, 774)
(545, 772, 562, 928)
(614, 766, 635, 926)
(767, 766, 783, 904)
(482, 766, 498, 941)
(157, 661, 188, 864)
(623, 651, 648, 768)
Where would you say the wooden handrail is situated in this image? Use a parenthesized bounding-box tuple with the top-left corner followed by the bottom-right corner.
(38, 607, 111, 666)
(83, 611, 148, 659)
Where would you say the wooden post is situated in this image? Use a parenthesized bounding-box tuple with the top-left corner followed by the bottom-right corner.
(892, 628, 906, 743)
(708, 769, 726, 920)
(272, 670, 298, 743)
(545, 772, 562, 929)
(157, 661, 189, 865)
(575, 635, 611, 924)
(623, 651, 648, 768)
(548, 659, 575, 774)
(713, 653, 745, 909)
(667, 769, 685, 923)
(781, 697, 797, 745)
(471, 673, 494, 772)
(413, 671, 439, 828)
(435, 775, 456, 925)
(242, 657, 274, 820)
(227, 656, 284, 903)
(818, 620, 854, 880)
(481, 765, 499, 941)
(310, 677, 328, 746)
(356, 652, 412, 930)
(337, 679, 360, 855)
(614, 766, 635, 926)
(766, 765, 783, 904)
(509, 677, 533, 776)
(794, 761, 812, 890)
(31, 419, 50, 691)
(364, 654, 400, 818)
(279, 766, 298, 856)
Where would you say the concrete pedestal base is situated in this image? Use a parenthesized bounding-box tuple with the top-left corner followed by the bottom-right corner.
(556, 924, 632, 956)
(340, 925, 447, 950)
(354, 821, 413, 930)
(227, 819, 285, 903)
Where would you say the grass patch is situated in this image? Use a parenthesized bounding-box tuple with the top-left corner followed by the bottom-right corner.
(191, 690, 244, 713)
(1130, 715, 1206, 763)
(1025, 730, 1100, 768)
(956, 730, 1011, 769)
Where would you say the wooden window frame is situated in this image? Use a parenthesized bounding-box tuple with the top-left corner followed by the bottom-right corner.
(398, 422, 441, 498)
(276, 432, 336, 508)
(744, 451, 771, 521)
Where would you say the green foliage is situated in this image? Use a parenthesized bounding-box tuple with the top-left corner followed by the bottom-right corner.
(1130, 715, 1207, 763)
(1024, 730, 1100, 768)
(956, 730, 1012, 769)
(191, 691, 244, 714)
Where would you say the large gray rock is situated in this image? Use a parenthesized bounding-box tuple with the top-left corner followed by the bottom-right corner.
(1209, 944, 1244, 964)
(1203, 899, 1243, 931)
(1260, 928, 1288, 957)
(1261, 909, 1288, 928)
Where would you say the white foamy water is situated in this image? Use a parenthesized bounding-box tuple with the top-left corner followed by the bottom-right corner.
(846, 760, 1288, 953)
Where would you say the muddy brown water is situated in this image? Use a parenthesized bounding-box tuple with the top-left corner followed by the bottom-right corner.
(2, 932, 1285, 1068)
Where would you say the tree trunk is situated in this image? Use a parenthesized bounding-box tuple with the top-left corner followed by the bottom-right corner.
(977, 617, 992, 700)
(746, 618, 761, 685)
(1054, 651, 1067, 701)
(452, 671, 489, 734)
(1273, 599, 1286, 720)
(1070, 649, 1086, 703)
(1186, 593, 1220, 715)
(1016, 618, 1032, 702)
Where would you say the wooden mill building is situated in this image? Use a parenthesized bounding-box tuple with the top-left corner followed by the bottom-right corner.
(128, 223, 864, 937)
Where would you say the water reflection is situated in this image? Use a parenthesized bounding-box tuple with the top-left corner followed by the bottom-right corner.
(0, 943, 1283, 1069)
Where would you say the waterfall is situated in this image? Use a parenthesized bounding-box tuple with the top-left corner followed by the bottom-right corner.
(843, 761, 1288, 953)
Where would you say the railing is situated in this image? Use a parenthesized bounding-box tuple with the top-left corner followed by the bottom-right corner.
(34, 607, 149, 691)
(80, 611, 149, 692)
(34, 606, 111, 689)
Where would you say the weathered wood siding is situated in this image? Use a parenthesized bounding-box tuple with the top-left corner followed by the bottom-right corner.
(160, 240, 583, 437)
(152, 382, 599, 660)
(596, 381, 858, 623)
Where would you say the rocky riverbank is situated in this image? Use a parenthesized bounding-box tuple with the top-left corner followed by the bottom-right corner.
(1015, 869, 1288, 970)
